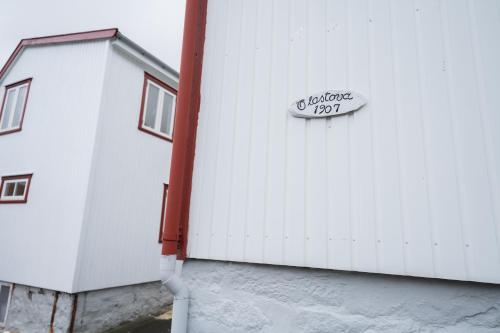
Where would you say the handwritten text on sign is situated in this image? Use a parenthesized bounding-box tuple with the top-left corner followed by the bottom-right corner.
(288, 90, 367, 118)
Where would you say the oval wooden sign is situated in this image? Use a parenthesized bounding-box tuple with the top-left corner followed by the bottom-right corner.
(288, 90, 367, 118)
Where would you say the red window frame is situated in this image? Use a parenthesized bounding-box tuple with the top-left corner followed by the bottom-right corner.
(138, 72, 177, 142)
(0, 173, 33, 204)
(158, 183, 169, 243)
(0, 78, 32, 136)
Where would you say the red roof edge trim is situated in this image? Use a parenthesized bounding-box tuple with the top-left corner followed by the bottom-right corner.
(0, 28, 118, 82)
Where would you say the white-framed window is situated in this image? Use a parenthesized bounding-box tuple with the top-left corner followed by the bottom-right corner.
(139, 73, 176, 141)
(0, 174, 33, 203)
(0, 282, 12, 327)
(0, 78, 32, 135)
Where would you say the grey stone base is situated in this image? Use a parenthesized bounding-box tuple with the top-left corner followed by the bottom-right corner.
(182, 259, 500, 333)
(4, 281, 172, 333)
(74, 282, 173, 332)
(5, 285, 73, 333)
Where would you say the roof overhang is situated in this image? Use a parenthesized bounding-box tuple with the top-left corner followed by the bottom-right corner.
(0, 28, 179, 83)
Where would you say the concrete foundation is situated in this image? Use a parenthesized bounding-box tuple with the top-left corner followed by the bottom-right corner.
(182, 259, 500, 333)
(4, 281, 172, 333)
(74, 282, 173, 332)
(6, 285, 73, 333)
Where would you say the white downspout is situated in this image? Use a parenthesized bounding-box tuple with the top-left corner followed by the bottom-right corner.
(160, 255, 189, 333)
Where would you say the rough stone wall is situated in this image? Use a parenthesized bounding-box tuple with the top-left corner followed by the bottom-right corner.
(74, 281, 173, 333)
(5, 284, 73, 333)
(3, 281, 172, 333)
(182, 260, 500, 333)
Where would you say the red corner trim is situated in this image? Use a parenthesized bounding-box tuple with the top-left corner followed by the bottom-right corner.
(0, 28, 118, 82)
(162, 0, 208, 259)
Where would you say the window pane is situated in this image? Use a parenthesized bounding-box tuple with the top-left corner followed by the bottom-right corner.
(4, 183, 15, 197)
(15, 181, 26, 196)
(160, 92, 174, 135)
(1, 89, 16, 130)
(12, 85, 28, 127)
(144, 83, 159, 129)
(0, 285, 10, 323)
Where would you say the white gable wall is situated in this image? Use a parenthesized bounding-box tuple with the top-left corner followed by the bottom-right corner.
(187, 0, 500, 284)
(73, 44, 176, 292)
(0, 40, 109, 292)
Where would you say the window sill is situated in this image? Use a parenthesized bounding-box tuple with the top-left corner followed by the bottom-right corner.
(138, 126, 173, 142)
(0, 199, 28, 204)
(0, 127, 22, 136)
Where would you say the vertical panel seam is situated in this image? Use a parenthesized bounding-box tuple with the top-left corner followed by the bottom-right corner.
(190, 0, 219, 257)
(367, 0, 380, 273)
(282, 0, 291, 265)
(466, 0, 500, 269)
(224, 0, 244, 261)
(346, 0, 354, 271)
(438, 0, 470, 279)
(414, 0, 437, 277)
(324, 0, 331, 268)
(303, 0, 309, 267)
(243, 0, 259, 262)
(207, 0, 230, 258)
(262, 0, 275, 263)
(388, 0, 408, 275)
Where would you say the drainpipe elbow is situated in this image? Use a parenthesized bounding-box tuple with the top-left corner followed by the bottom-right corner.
(161, 255, 188, 298)
(160, 254, 177, 282)
(165, 275, 189, 300)
(161, 255, 189, 333)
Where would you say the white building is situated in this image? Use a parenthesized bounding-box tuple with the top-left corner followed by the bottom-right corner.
(162, 0, 500, 332)
(0, 29, 178, 332)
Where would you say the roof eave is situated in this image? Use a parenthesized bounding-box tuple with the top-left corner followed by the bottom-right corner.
(0, 28, 179, 83)
(0, 28, 118, 82)
(115, 32, 179, 79)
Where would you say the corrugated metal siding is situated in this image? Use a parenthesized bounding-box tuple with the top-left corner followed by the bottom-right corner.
(187, 0, 500, 284)
(0, 41, 108, 292)
(73, 46, 175, 292)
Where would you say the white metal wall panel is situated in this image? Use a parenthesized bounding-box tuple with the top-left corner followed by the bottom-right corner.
(72, 46, 176, 292)
(0, 41, 108, 292)
(188, 0, 500, 284)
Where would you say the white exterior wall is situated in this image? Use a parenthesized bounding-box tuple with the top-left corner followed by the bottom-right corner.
(188, 0, 500, 284)
(73, 44, 177, 292)
(0, 41, 108, 292)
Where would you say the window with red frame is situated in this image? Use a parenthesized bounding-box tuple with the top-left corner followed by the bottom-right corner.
(139, 73, 176, 141)
(158, 184, 169, 243)
(0, 174, 33, 203)
(0, 78, 32, 135)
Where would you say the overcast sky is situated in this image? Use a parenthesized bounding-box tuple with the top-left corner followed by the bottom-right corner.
(0, 0, 186, 71)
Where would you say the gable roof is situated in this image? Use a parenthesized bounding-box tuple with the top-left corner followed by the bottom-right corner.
(0, 28, 179, 82)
